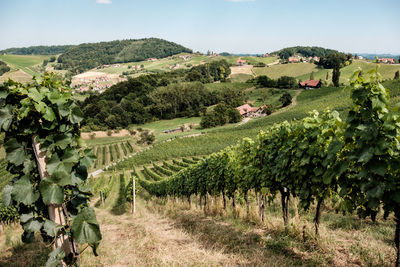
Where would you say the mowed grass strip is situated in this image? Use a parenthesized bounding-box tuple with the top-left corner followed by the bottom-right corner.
(0, 54, 50, 77)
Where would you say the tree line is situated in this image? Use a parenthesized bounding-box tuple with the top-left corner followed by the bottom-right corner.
(0, 45, 73, 55)
(249, 75, 298, 89)
(139, 70, 400, 266)
(81, 60, 236, 129)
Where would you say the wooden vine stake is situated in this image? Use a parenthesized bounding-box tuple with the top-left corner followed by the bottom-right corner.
(132, 175, 136, 214)
(32, 136, 77, 265)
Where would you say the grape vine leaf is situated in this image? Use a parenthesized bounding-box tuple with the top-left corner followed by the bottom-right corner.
(43, 219, 63, 237)
(11, 176, 39, 205)
(80, 149, 96, 167)
(72, 207, 102, 245)
(1, 184, 13, 206)
(45, 248, 66, 267)
(5, 139, 26, 166)
(70, 104, 83, 124)
(0, 105, 12, 131)
(39, 171, 71, 205)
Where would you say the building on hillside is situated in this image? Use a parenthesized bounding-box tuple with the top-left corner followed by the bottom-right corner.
(236, 59, 247, 66)
(262, 53, 269, 57)
(378, 58, 395, 64)
(299, 79, 322, 89)
(179, 55, 191, 61)
(236, 104, 262, 118)
(288, 57, 299, 63)
(313, 56, 320, 62)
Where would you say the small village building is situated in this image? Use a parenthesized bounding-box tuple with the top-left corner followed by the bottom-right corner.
(179, 55, 191, 61)
(299, 79, 322, 89)
(236, 104, 262, 118)
(236, 59, 247, 66)
(378, 58, 395, 64)
(288, 57, 299, 63)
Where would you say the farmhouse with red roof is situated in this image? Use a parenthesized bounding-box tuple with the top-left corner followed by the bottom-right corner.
(236, 104, 262, 117)
(236, 59, 247, 66)
(378, 58, 395, 64)
(299, 80, 321, 89)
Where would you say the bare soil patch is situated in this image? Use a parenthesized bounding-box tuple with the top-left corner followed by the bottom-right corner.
(81, 129, 131, 139)
(230, 65, 254, 76)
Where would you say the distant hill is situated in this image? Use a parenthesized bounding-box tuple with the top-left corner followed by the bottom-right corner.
(357, 53, 400, 60)
(0, 45, 73, 55)
(56, 38, 192, 73)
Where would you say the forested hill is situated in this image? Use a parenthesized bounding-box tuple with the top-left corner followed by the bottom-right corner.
(0, 45, 73, 55)
(271, 46, 345, 59)
(56, 38, 192, 73)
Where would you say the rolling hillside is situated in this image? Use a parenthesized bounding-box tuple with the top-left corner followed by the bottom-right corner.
(57, 38, 192, 73)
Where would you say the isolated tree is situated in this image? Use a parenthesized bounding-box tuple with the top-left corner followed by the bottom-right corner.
(310, 71, 315, 80)
(279, 92, 292, 107)
(332, 66, 340, 87)
(394, 70, 399, 80)
(325, 71, 329, 80)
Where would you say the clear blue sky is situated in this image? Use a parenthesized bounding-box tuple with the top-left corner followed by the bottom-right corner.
(0, 0, 399, 54)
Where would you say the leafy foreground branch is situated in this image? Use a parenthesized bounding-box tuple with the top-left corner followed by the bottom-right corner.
(139, 70, 400, 266)
(0, 74, 101, 266)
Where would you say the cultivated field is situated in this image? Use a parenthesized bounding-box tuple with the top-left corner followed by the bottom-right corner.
(0, 54, 49, 77)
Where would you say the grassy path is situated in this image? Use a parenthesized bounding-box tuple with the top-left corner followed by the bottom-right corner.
(81, 200, 241, 266)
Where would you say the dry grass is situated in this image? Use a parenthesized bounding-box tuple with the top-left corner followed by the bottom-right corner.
(0, 69, 33, 84)
(147, 193, 395, 267)
(81, 200, 244, 266)
(0, 224, 50, 266)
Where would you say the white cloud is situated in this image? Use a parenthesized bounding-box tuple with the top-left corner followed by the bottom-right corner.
(96, 0, 112, 4)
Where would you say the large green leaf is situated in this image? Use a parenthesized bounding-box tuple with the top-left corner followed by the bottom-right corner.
(43, 106, 56, 121)
(80, 149, 96, 168)
(39, 180, 63, 205)
(39, 171, 71, 205)
(54, 133, 72, 150)
(27, 87, 44, 102)
(61, 148, 80, 163)
(1, 184, 13, 206)
(47, 153, 73, 175)
(45, 248, 65, 267)
(70, 104, 83, 124)
(12, 176, 39, 205)
(0, 87, 9, 99)
(23, 218, 43, 233)
(0, 105, 12, 131)
(72, 207, 102, 245)
(43, 219, 63, 237)
(5, 138, 26, 166)
(57, 102, 70, 117)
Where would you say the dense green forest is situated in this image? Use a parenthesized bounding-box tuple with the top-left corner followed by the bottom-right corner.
(0, 61, 10, 76)
(0, 45, 73, 55)
(56, 38, 192, 73)
(81, 60, 236, 129)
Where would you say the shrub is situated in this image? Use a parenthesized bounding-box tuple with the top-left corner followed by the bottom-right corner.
(279, 92, 292, 107)
(138, 130, 155, 145)
(106, 130, 112, 136)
